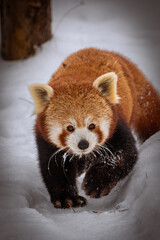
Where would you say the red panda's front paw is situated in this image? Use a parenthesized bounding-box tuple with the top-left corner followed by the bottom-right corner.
(82, 166, 117, 198)
(52, 195, 87, 209)
(82, 177, 117, 198)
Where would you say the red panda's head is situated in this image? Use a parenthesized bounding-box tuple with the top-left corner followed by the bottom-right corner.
(29, 72, 120, 156)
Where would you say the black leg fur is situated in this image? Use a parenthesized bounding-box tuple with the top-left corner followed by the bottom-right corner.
(36, 133, 87, 208)
(82, 117, 138, 198)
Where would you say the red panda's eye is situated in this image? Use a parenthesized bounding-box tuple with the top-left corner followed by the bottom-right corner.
(88, 123, 96, 130)
(67, 125, 75, 132)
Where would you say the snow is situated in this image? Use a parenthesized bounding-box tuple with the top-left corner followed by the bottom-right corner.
(0, 0, 160, 239)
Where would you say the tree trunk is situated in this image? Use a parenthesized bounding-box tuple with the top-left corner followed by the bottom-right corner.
(1, 0, 52, 60)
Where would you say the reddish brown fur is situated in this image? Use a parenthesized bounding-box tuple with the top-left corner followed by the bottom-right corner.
(59, 129, 68, 146)
(36, 48, 160, 142)
(94, 127, 104, 143)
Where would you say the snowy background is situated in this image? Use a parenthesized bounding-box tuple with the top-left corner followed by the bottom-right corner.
(0, 0, 160, 239)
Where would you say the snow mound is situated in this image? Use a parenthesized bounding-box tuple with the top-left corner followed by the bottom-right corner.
(0, 98, 160, 240)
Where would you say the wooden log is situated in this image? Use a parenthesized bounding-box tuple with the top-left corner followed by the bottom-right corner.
(1, 0, 52, 60)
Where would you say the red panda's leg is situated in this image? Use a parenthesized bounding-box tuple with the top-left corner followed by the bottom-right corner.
(133, 85, 160, 142)
(36, 133, 87, 208)
(82, 118, 138, 198)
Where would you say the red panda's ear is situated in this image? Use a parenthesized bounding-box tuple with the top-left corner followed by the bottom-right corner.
(93, 72, 120, 104)
(28, 84, 54, 114)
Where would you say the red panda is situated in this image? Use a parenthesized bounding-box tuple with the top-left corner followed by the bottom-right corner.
(29, 48, 160, 209)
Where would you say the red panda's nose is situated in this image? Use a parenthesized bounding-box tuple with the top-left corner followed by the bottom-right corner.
(78, 139, 89, 150)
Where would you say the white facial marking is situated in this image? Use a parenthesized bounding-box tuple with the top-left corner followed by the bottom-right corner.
(100, 120, 110, 140)
(66, 128, 98, 155)
(48, 123, 62, 147)
(68, 118, 77, 128)
(85, 116, 92, 126)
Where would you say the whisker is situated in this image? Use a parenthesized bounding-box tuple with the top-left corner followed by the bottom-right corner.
(92, 151, 97, 158)
(97, 144, 108, 156)
(62, 150, 70, 182)
(96, 143, 118, 168)
(103, 142, 115, 151)
(95, 148, 105, 159)
(90, 151, 97, 159)
(98, 148, 106, 159)
(48, 147, 67, 176)
(98, 146, 109, 157)
(69, 154, 75, 162)
(99, 144, 115, 158)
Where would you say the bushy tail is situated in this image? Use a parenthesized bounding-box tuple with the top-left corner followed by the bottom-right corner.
(134, 82, 160, 142)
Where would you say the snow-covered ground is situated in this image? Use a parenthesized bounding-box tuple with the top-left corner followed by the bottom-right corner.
(0, 0, 160, 239)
